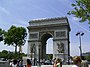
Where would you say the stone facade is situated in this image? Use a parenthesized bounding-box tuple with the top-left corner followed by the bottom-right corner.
(27, 17, 71, 62)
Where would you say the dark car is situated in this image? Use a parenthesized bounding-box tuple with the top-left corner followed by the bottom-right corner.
(44, 60, 52, 65)
(87, 60, 90, 64)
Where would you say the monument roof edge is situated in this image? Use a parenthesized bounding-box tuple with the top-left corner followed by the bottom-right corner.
(29, 17, 68, 23)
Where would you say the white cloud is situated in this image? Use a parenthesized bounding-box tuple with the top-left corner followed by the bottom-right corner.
(0, 6, 10, 15)
(0, 41, 14, 52)
(72, 17, 80, 21)
(70, 17, 90, 33)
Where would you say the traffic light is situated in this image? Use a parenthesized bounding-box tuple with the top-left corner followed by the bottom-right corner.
(0, 36, 3, 41)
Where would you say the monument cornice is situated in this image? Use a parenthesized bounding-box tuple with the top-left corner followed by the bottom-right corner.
(29, 17, 67, 23)
(27, 17, 71, 31)
(28, 23, 68, 30)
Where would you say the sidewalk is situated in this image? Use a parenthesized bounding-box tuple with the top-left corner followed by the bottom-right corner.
(32, 65, 90, 67)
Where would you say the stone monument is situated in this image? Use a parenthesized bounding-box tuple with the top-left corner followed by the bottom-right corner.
(27, 17, 71, 63)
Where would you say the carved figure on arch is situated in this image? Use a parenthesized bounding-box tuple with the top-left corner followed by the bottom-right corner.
(57, 42, 64, 53)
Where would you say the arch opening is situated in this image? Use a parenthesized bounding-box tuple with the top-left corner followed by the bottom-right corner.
(40, 33, 53, 60)
(46, 38, 53, 54)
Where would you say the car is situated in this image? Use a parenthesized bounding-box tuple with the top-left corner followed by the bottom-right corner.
(87, 60, 90, 64)
(44, 60, 52, 65)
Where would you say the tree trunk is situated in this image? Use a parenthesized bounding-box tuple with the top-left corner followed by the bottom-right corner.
(15, 45, 17, 53)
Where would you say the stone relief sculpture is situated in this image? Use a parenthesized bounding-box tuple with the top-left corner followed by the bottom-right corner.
(30, 44, 35, 53)
(57, 42, 64, 53)
(30, 44, 36, 59)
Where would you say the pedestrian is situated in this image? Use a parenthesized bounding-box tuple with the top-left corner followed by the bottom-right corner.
(26, 59, 32, 67)
(53, 58, 62, 67)
(72, 56, 82, 67)
(81, 56, 89, 67)
(53, 58, 57, 67)
(53, 60, 57, 67)
(19, 59, 24, 67)
(9, 60, 13, 67)
(56, 58, 62, 67)
(11, 59, 18, 67)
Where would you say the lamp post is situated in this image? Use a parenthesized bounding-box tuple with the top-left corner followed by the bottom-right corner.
(76, 32, 84, 57)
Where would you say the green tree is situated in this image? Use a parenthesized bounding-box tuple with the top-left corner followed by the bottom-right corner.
(47, 54, 53, 60)
(0, 28, 5, 41)
(85, 56, 90, 61)
(0, 50, 27, 59)
(1, 50, 8, 59)
(68, 0, 90, 24)
(4, 25, 27, 53)
(2, 50, 8, 54)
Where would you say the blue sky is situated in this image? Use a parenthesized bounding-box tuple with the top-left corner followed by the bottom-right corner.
(0, 0, 90, 56)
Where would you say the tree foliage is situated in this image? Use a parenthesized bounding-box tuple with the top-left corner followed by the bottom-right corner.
(85, 56, 90, 61)
(46, 54, 53, 60)
(0, 28, 5, 41)
(68, 0, 90, 24)
(0, 28, 3, 35)
(0, 50, 26, 59)
(4, 25, 27, 53)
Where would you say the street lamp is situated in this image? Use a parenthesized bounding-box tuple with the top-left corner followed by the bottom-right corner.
(76, 32, 84, 57)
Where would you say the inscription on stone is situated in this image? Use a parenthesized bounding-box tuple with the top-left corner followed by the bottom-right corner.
(56, 31, 66, 37)
(30, 33, 38, 38)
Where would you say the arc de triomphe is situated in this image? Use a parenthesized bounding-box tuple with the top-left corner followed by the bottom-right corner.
(27, 17, 71, 62)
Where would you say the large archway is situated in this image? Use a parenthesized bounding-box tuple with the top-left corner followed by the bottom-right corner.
(40, 33, 53, 60)
(27, 17, 71, 63)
